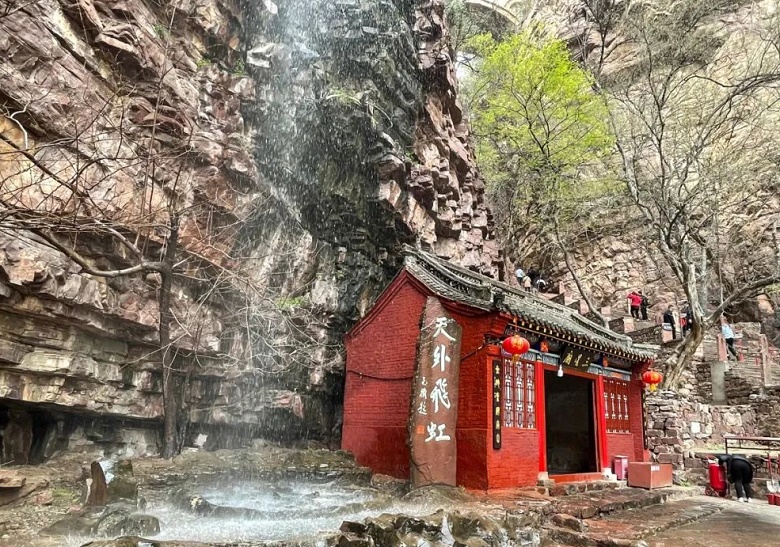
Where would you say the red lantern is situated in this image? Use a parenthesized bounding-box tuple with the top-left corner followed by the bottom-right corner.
(502, 335, 530, 363)
(642, 370, 663, 392)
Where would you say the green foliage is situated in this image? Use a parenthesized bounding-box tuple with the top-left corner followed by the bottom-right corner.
(153, 24, 169, 39)
(196, 57, 212, 68)
(466, 31, 617, 219)
(274, 296, 306, 310)
(232, 58, 246, 75)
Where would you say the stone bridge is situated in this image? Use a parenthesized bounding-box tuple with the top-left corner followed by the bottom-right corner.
(465, 0, 522, 24)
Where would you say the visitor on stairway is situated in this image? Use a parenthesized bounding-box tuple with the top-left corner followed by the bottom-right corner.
(718, 454, 754, 502)
(522, 275, 532, 291)
(721, 316, 739, 361)
(534, 276, 547, 293)
(627, 290, 642, 319)
(681, 302, 692, 337)
(663, 305, 676, 339)
(639, 290, 649, 321)
(514, 266, 525, 286)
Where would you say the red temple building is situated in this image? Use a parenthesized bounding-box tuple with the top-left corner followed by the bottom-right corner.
(342, 248, 655, 490)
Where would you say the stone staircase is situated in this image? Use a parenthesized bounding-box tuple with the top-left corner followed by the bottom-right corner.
(701, 325, 780, 389)
(531, 282, 665, 347)
(544, 495, 724, 547)
(539, 486, 713, 547)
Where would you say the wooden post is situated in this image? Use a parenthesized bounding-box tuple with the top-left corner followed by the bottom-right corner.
(595, 375, 610, 471)
(536, 360, 547, 474)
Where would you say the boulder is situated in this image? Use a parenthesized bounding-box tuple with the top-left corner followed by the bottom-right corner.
(0, 470, 26, 488)
(95, 510, 160, 537)
(107, 460, 139, 504)
(86, 461, 109, 507)
(40, 515, 100, 537)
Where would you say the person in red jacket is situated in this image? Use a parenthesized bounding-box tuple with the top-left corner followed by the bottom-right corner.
(627, 291, 642, 319)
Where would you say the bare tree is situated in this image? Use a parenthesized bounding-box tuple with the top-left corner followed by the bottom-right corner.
(603, 0, 780, 386)
(0, 1, 244, 456)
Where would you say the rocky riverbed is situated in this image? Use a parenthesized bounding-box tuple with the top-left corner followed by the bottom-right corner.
(0, 445, 544, 547)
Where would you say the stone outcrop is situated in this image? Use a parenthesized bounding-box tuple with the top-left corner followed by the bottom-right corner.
(0, 0, 500, 457)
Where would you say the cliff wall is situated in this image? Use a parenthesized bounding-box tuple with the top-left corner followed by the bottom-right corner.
(0, 0, 499, 460)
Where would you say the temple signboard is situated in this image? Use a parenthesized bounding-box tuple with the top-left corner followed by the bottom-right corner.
(560, 345, 600, 371)
(408, 297, 462, 487)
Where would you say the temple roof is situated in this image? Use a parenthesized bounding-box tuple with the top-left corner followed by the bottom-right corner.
(403, 247, 655, 362)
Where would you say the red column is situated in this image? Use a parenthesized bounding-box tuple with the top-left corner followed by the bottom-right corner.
(536, 359, 547, 474)
(595, 375, 609, 471)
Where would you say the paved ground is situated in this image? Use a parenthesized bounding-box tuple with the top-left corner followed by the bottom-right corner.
(645, 497, 780, 547)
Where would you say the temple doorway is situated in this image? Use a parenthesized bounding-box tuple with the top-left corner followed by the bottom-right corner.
(544, 371, 598, 475)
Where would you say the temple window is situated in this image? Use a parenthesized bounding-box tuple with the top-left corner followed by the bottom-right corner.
(503, 358, 536, 429)
(604, 378, 631, 433)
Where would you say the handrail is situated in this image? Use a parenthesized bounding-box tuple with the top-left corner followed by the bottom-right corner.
(724, 435, 780, 454)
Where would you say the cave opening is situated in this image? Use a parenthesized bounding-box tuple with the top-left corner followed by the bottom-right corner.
(0, 403, 61, 465)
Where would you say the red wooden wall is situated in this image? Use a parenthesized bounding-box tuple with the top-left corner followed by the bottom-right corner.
(342, 274, 498, 481)
(606, 376, 649, 464)
(341, 274, 427, 478)
(342, 272, 650, 488)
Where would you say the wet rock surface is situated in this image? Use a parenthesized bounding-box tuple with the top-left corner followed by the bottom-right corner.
(0, 445, 749, 547)
(0, 446, 545, 546)
(0, 0, 502, 460)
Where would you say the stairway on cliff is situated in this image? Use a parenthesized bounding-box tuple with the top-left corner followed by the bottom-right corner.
(527, 281, 665, 347)
(701, 325, 780, 389)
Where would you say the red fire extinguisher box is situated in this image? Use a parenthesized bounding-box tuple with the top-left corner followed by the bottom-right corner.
(627, 462, 673, 489)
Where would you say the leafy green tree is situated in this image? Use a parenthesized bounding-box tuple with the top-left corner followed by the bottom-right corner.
(466, 31, 617, 322)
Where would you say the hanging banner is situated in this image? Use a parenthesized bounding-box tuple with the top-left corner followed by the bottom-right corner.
(492, 358, 502, 449)
(408, 297, 462, 487)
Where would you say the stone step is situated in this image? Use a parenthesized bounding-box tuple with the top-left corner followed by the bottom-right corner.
(547, 480, 626, 497)
(544, 496, 724, 547)
(553, 487, 678, 520)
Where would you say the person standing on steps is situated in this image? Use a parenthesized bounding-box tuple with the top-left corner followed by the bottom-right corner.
(515, 266, 525, 287)
(663, 305, 676, 339)
(718, 454, 754, 502)
(534, 275, 547, 294)
(639, 290, 649, 321)
(627, 290, 642, 320)
(522, 275, 532, 292)
(721, 316, 739, 361)
(681, 302, 692, 337)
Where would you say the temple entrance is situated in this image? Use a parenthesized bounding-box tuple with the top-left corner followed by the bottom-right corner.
(544, 371, 598, 475)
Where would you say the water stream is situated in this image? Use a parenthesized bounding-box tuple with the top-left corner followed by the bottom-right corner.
(154, 482, 439, 542)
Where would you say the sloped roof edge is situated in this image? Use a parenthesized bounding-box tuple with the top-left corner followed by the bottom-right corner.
(402, 246, 655, 361)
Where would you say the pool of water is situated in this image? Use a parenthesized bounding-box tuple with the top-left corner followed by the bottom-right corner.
(148, 480, 446, 543)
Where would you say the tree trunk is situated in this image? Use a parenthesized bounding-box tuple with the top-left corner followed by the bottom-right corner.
(661, 321, 706, 389)
(159, 216, 180, 459)
(553, 218, 610, 328)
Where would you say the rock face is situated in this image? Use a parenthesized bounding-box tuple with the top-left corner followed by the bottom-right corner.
(0, 0, 499, 457)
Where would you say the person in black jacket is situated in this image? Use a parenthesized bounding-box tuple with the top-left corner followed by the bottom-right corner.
(639, 290, 649, 321)
(663, 306, 676, 339)
(718, 455, 754, 502)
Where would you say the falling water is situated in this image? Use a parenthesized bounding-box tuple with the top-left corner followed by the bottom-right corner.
(231, 0, 423, 445)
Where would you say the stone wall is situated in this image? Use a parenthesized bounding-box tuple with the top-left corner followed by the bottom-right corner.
(645, 391, 758, 478)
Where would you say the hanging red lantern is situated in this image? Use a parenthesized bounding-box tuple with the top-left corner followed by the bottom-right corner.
(642, 370, 663, 392)
(502, 335, 530, 363)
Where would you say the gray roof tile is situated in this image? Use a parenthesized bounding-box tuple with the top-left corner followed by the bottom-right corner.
(403, 247, 655, 361)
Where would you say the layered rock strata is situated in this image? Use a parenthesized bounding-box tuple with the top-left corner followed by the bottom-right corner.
(0, 0, 500, 459)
